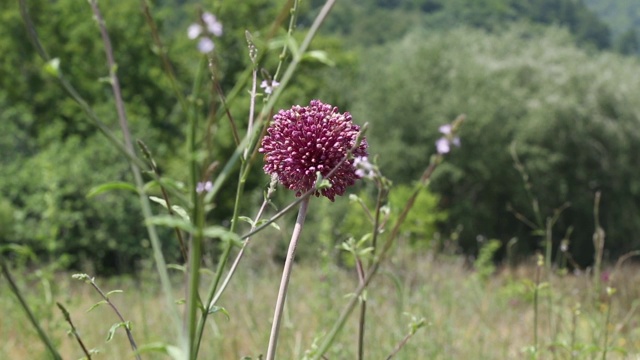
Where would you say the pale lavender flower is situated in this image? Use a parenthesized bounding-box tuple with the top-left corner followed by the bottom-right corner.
(259, 100, 368, 201)
(353, 156, 375, 179)
(260, 79, 280, 95)
(435, 138, 452, 154)
(439, 124, 452, 135)
(197, 38, 215, 53)
(202, 12, 223, 37)
(196, 181, 213, 194)
(187, 11, 223, 53)
(188, 24, 203, 39)
(435, 123, 461, 154)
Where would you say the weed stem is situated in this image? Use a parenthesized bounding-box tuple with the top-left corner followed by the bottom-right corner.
(266, 197, 310, 360)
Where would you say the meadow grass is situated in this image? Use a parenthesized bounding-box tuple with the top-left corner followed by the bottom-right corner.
(2, 247, 639, 359)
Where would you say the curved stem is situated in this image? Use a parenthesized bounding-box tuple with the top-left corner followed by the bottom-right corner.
(266, 197, 311, 360)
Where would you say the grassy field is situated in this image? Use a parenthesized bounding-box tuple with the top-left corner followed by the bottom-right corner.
(2, 249, 639, 359)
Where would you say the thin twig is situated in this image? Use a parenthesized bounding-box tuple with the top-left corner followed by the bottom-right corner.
(57, 302, 93, 359)
(356, 256, 366, 360)
(0, 256, 62, 360)
(81, 275, 141, 360)
(139, 0, 188, 113)
(138, 139, 188, 261)
(1, 259, 63, 360)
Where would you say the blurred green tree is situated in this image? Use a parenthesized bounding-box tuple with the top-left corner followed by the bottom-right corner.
(349, 24, 640, 265)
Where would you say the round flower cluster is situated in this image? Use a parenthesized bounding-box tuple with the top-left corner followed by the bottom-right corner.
(259, 100, 368, 201)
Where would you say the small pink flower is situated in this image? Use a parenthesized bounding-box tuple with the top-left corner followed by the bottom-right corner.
(259, 100, 368, 201)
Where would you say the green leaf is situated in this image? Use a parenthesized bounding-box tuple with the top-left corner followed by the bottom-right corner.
(143, 178, 186, 193)
(136, 342, 185, 359)
(207, 305, 230, 320)
(149, 197, 190, 221)
(167, 264, 186, 273)
(202, 226, 241, 246)
(302, 50, 335, 66)
(106, 322, 128, 342)
(87, 182, 138, 198)
(237, 216, 254, 227)
(146, 215, 196, 233)
(105, 289, 123, 297)
(255, 219, 280, 231)
(87, 300, 108, 313)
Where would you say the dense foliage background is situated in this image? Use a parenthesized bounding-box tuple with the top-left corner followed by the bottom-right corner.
(2, 0, 640, 273)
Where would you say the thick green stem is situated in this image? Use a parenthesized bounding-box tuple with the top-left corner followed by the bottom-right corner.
(186, 55, 207, 359)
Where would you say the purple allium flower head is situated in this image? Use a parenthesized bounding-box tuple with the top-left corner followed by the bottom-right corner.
(259, 100, 368, 201)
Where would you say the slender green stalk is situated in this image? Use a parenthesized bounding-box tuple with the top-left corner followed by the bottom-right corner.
(209, 178, 277, 307)
(0, 259, 62, 360)
(266, 197, 311, 360)
(192, 170, 245, 357)
(357, 183, 388, 360)
(593, 191, 605, 297)
(570, 303, 580, 360)
(272, 0, 299, 81)
(356, 258, 366, 360)
(533, 254, 543, 358)
(140, 0, 188, 114)
(185, 55, 208, 359)
(138, 140, 188, 261)
(602, 288, 614, 360)
(195, 54, 260, 353)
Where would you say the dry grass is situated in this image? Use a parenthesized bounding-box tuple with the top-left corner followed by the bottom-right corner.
(2, 252, 640, 359)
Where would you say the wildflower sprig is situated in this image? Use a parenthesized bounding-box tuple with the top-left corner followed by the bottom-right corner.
(72, 274, 140, 360)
